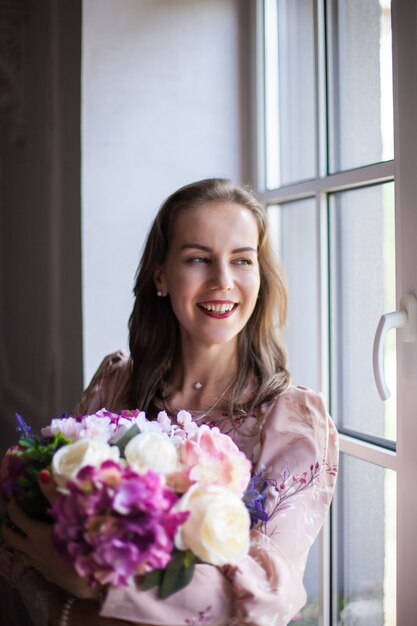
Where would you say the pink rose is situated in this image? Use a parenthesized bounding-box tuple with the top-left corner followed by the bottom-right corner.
(178, 426, 251, 496)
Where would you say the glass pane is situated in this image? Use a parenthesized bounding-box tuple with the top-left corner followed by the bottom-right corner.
(264, 0, 317, 188)
(329, 0, 394, 172)
(329, 183, 396, 442)
(290, 539, 320, 625)
(335, 455, 396, 626)
(268, 198, 321, 390)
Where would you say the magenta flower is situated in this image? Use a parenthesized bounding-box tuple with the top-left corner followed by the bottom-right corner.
(50, 460, 188, 586)
(0, 444, 29, 501)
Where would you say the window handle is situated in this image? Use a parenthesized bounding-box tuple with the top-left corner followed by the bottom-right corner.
(372, 293, 417, 401)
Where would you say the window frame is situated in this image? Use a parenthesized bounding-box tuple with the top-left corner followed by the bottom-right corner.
(250, 1, 413, 623)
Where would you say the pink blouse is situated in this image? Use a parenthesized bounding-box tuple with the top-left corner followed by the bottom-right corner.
(75, 351, 339, 626)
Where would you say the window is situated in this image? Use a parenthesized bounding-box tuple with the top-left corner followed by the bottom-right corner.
(255, 0, 417, 623)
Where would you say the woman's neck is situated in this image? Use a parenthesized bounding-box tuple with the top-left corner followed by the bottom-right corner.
(166, 340, 238, 411)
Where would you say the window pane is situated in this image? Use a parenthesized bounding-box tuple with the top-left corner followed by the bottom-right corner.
(329, 183, 396, 442)
(335, 455, 396, 626)
(329, 0, 394, 172)
(268, 198, 321, 390)
(265, 0, 317, 188)
(290, 539, 320, 625)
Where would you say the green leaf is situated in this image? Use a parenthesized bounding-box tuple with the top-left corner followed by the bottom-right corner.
(19, 438, 35, 450)
(159, 550, 196, 599)
(141, 568, 164, 591)
(183, 550, 195, 568)
(18, 477, 33, 489)
(112, 423, 141, 453)
(25, 465, 40, 477)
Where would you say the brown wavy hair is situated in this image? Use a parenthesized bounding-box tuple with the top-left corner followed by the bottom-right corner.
(126, 178, 290, 416)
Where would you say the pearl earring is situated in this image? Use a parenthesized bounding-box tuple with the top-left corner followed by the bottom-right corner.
(157, 290, 163, 297)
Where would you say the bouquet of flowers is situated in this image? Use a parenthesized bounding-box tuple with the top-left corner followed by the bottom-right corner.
(0, 408, 269, 598)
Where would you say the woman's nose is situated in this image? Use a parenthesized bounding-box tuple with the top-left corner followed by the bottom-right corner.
(207, 261, 234, 291)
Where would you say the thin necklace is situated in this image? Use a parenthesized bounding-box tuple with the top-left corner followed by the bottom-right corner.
(163, 379, 234, 422)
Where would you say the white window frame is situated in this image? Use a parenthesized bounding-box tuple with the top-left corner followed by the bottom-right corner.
(251, 0, 417, 623)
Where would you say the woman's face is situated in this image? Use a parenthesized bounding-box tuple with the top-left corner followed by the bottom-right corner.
(155, 202, 261, 351)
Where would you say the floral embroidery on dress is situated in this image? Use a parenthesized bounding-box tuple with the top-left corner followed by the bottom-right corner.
(184, 606, 213, 625)
(282, 396, 316, 430)
(258, 460, 338, 535)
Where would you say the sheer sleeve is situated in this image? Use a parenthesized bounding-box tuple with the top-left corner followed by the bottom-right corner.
(100, 386, 339, 626)
(73, 351, 131, 415)
(224, 386, 339, 625)
(0, 542, 66, 626)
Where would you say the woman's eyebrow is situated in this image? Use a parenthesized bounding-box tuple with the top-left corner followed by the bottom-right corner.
(180, 243, 257, 253)
(180, 243, 211, 252)
(232, 246, 257, 253)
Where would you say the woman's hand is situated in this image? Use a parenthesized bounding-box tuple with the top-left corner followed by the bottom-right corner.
(2, 473, 156, 625)
(2, 498, 99, 599)
(1, 470, 100, 600)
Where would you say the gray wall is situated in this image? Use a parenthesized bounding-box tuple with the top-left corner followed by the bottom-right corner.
(0, 0, 252, 451)
(82, 0, 252, 382)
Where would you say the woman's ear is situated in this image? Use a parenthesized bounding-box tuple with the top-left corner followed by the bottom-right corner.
(154, 265, 168, 297)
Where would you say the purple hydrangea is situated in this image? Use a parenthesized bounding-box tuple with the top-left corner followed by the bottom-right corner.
(50, 460, 188, 586)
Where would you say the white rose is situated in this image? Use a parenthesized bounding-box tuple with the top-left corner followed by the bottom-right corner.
(79, 415, 116, 442)
(52, 439, 120, 488)
(175, 484, 250, 566)
(41, 417, 83, 441)
(124, 432, 179, 475)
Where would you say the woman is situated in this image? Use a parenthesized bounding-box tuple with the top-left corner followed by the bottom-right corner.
(1, 178, 338, 626)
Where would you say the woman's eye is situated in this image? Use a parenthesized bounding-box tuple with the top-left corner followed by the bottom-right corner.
(187, 256, 209, 264)
(233, 258, 253, 266)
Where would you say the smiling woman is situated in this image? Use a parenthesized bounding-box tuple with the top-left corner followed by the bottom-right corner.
(154, 202, 260, 366)
(128, 178, 290, 418)
(1, 178, 338, 626)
